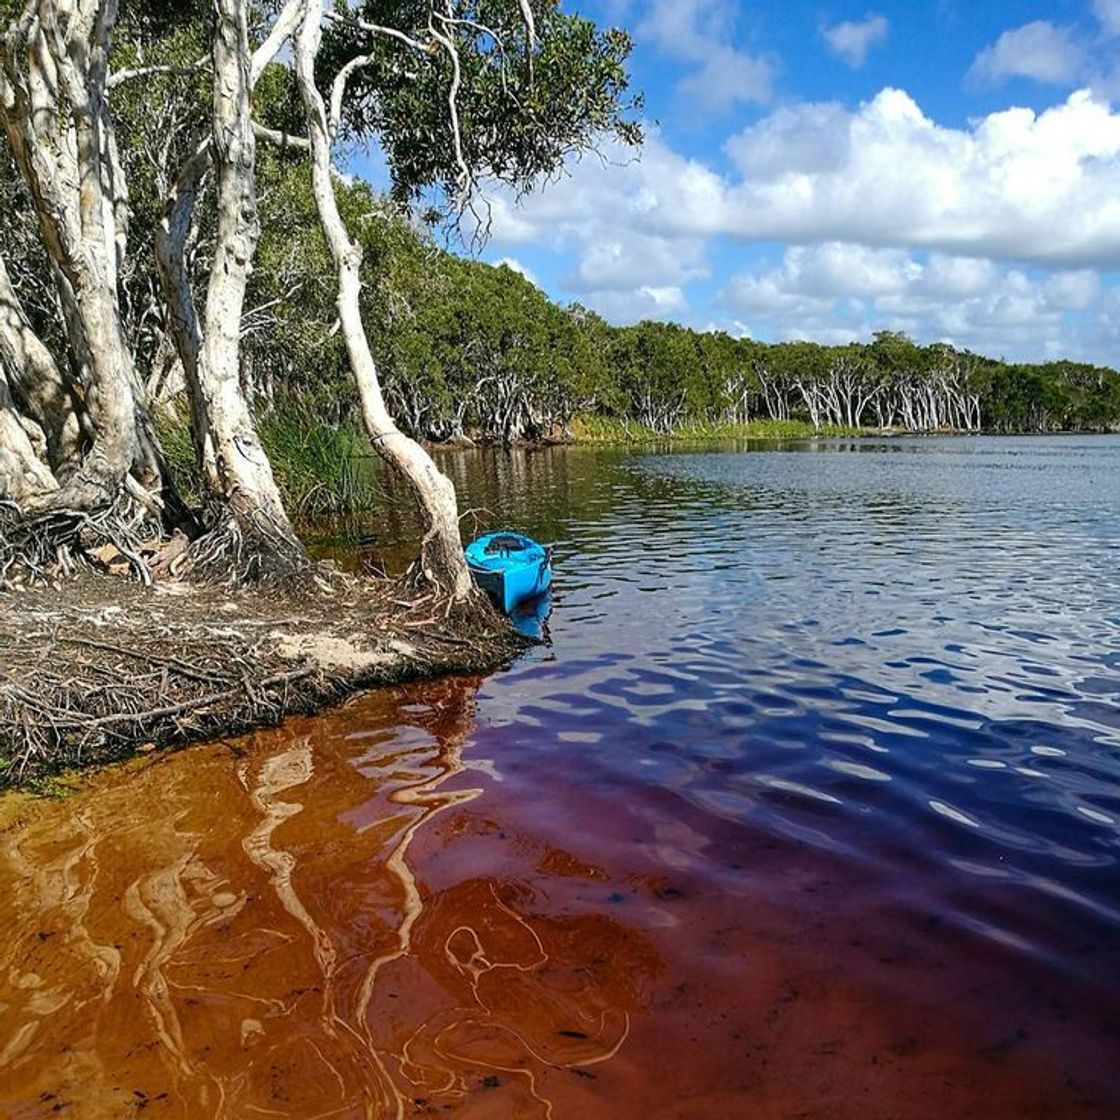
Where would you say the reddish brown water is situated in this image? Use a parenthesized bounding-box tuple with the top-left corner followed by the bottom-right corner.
(1, 675, 1116, 1119)
(3, 440, 1120, 1117)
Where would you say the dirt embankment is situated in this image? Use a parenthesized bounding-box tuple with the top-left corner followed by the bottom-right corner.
(0, 574, 526, 788)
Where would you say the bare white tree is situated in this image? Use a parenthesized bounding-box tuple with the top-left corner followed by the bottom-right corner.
(151, 0, 311, 575)
(293, 0, 478, 599)
(0, 0, 142, 510)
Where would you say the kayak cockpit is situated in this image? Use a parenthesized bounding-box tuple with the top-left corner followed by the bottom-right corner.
(465, 531, 553, 614)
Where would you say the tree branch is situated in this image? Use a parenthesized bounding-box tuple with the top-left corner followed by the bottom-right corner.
(428, 13, 472, 206)
(324, 12, 435, 136)
(329, 52, 375, 139)
(107, 58, 208, 90)
(250, 0, 304, 83)
(330, 13, 433, 55)
(253, 121, 310, 152)
(517, 0, 537, 47)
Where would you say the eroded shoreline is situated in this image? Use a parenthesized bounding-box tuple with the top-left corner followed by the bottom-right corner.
(0, 574, 526, 788)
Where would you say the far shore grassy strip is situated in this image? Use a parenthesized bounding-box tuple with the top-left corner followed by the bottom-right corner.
(567, 416, 867, 443)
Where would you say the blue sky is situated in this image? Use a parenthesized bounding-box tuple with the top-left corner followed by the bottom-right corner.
(354, 1, 1120, 365)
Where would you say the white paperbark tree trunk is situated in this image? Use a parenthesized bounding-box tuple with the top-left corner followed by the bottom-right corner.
(155, 0, 307, 568)
(0, 0, 139, 509)
(293, 0, 473, 600)
(0, 364, 58, 502)
(0, 253, 83, 476)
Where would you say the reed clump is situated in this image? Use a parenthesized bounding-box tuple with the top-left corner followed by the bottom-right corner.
(158, 403, 382, 518)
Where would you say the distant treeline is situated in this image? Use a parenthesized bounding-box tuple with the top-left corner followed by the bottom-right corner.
(241, 185, 1120, 442)
(5, 144, 1118, 449)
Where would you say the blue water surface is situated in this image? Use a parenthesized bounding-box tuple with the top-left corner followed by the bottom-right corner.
(418, 437, 1120, 980)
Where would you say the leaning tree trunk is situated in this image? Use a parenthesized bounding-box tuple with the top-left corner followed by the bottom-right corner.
(0, 0, 139, 511)
(293, 0, 473, 600)
(0, 252, 84, 477)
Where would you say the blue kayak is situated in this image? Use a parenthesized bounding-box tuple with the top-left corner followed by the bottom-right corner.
(465, 531, 552, 613)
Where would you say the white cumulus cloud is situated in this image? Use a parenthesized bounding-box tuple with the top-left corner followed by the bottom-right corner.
(584, 284, 690, 324)
(490, 89, 1120, 269)
(717, 244, 1104, 360)
(968, 21, 1088, 86)
(567, 234, 708, 293)
(1093, 0, 1120, 36)
(638, 0, 776, 109)
(721, 88, 1120, 267)
(478, 86, 1120, 362)
(822, 15, 889, 69)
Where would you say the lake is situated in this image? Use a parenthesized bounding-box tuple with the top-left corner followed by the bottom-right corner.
(1, 435, 1118, 1118)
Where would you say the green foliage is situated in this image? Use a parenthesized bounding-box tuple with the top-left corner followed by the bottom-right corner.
(154, 409, 202, 504)
(980, 358, 1120, 432)
(322, 0, 641, 212)
(259, 404, 381, 517)
(239, 176, 1120, 446)
(158, 403, 381, 517)
(369, 253, 601, 440)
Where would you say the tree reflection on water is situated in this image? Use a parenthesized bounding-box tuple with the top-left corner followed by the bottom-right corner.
(0, 675, 660, 1118)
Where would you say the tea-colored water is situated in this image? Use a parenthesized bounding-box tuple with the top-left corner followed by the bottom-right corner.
(0, 679, 654, 1118)
(3, 438, 1119, 1117)
(1, 675, 1114, 1118)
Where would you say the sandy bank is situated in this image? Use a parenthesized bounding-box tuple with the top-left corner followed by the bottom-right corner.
(0, 574, 525, 788)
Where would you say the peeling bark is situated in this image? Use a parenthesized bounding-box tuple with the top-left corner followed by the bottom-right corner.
(0, 0, 138, 508)
(155, 0, 304, 493)
(153, 0, 309, 570)
(0, 363, 57, 502)
(192, 0, 307, 567)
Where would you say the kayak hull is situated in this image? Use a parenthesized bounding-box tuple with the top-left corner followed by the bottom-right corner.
(465, 532, 552, 613)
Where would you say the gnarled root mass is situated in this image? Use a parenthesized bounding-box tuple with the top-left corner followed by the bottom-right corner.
(0, 499, 315, 592)
(0, 496, 164, 589)
(183, 508, 317, 589)
(0, 574, 523, 788)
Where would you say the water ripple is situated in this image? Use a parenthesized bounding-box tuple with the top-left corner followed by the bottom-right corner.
(471, 437, 1120, 975)
(5, 436, 1119, 1118)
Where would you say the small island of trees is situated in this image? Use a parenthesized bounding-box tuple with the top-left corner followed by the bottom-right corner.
(0, 0, 640, 781)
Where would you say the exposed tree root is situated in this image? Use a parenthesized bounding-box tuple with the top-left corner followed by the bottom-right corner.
(0, 493, 162, 589)
(0, 497, 315, 592)
(183, 506, 319, 589)
(0, 572, 524, 788)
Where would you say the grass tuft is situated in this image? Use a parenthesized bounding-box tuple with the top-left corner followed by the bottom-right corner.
(156, 402, 382, 518)
(260, 405, 381, 517)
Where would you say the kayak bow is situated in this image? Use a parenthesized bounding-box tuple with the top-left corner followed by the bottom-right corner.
(465, 531, 552, 613)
